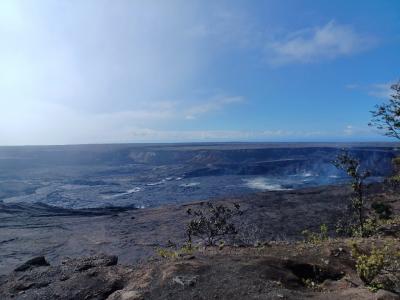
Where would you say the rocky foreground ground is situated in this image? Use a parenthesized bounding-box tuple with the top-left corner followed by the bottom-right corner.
(0, 183, 399, 299)
(0, 239, 399, 300)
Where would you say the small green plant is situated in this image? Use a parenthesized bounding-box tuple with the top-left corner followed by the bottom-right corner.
(156, 247, 178, 259)
(302, 224, 329, 244)
(351, 242, 400, 291)
(355, 247, 385, 284)
(384, 214, 400, 226)
(362, 217, 379, 237)
(302, 278, 319, 290)
(156, 242, 196, 260)
(218, 240, 225, 250)
(179, 242, 195, 255)
(368, 282, 385, 293)
(320, 223, 328, 240)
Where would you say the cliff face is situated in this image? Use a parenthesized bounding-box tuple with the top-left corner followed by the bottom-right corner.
(0, 143, 397, 177)
(124, 147, 397, 177)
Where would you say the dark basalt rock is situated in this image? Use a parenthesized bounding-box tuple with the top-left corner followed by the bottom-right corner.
(1, 254, 128, 300)
(62, 254, 118, 271)
(14, 256, 50, 272)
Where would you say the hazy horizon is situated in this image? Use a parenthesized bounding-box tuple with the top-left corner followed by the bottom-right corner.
(1, 0, 400, 145)
(2, 140, 400, 148)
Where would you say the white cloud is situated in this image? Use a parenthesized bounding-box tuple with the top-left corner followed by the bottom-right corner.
(343, 125, 354, 135)
(184, 96, 244, 120)
(0, 94, 246, 145)
(0, 0, 216, 113)
(126, 129, 324, 141)
(0, 101, 175, 145)
(343, 124, 374, 136)
(266, 21, 375, 65)
(186, 8, 257, 48)
(124, 127, 374, 141)
(368, 83, 393, 99)
(0, 99, 379, 144)
(345, 81, 395, 99)
(0, 1, 382, 145)
(0, 0, 251, 145)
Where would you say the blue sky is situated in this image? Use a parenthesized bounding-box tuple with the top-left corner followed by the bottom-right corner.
(0, 0, 399, 145)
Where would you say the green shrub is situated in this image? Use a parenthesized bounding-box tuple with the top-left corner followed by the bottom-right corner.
(336, 216, 379, 238)
(302, 224, 329, 244)
(355, 247, 385, 284)
(342, 213, 399, 238)
(362, 217, 379, 237)
(351, 242, 400, 291)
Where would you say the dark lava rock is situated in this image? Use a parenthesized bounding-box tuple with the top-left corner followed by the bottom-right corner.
(61, 254, 118, 271)
(14, 256, 50, 272)
(0, 246, 386, 300)
(0, 254, 129, 300)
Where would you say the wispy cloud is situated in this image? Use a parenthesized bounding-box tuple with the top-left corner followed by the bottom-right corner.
(184, 95, 244, 120)
(0, 93, 245, 145)
(343, 125, 354, 135)
(345, 81, 395, 99)
(367, 83, 393, 99)
(127, 129, 325, 141)
(126, 127, 374, 142)
(266, 21, 375, 65)
(343, 124, 374, 136)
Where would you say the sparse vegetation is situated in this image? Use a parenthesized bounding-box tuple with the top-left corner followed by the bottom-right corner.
(351, 243, 385, 285)
(302, 278, 320, 291)
(156, 247, 178, 259)
(333, 151, 371, 237)
(156, 242, 195, 260)
(234, 222, 264, 246)
(186, 202, 242, 247)
(351, 241, 400, 292)
(302, 224, 329, 244)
